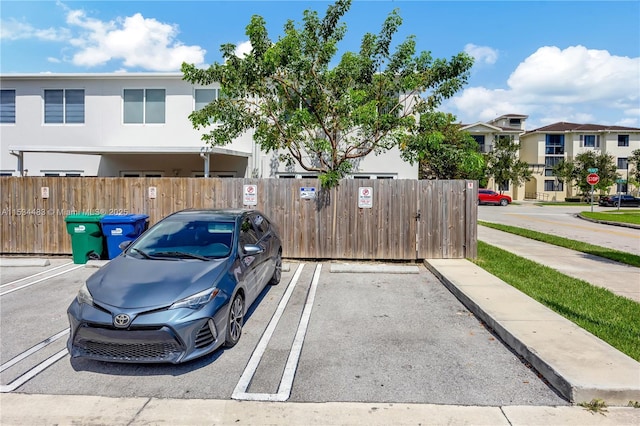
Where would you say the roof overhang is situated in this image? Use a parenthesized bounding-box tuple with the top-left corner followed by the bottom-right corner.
(461, 122, 503, 132)
(8, 145, 251, 157)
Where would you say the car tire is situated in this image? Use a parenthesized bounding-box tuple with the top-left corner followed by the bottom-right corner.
(224, 293, 244, 347)
(499, 198, 509, 206)
(269, 251, 282, 285)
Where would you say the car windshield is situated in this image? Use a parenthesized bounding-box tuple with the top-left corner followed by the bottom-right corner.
(128, 219, 234, 260)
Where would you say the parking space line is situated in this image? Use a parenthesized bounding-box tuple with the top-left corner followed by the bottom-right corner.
(277, 263, 321, 398)
(0, 349, 68, 393)
(0, 265, 84, 296)
(233, 263, 322, 402)
(0, 262, 74, 288)
(0, 329, 69, 373)
(232, 263, 306, 401)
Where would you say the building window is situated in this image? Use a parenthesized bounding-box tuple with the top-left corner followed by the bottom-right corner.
(44, 89, 84, 124)
(41, 170, 84, 177)
(544, 156, 563, 176)
(618, 135, 629, 147)
(1, 89, 16, 124)
(120, 171, 165, 177)
(618, 158, 628, 169)
(545, 134, 564, 155)
(195, 88, 219, 111)
(498, 181, 510, 191)
(471, 135, 485, 152)
(123, 89, 165, 124)
(544, 180, 563, 191)
(509, 118, 521, 127)
(0, 170, 15, 176)
(580, 134, 600, 148)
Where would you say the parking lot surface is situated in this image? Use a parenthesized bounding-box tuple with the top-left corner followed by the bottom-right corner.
(1, 259, 566, 406)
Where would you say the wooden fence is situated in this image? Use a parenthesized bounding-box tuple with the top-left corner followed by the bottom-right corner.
(0, 177, 477, 260)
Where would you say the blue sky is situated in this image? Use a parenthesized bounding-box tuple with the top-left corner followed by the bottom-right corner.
(1, 0, 639, 129)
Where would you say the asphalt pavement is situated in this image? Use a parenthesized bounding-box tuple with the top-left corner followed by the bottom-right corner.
(1, 208, 640, 425)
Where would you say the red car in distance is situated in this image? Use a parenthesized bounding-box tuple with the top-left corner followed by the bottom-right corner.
(478, 189, 512, 206)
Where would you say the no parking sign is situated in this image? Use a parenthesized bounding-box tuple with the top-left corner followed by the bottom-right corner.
(243, 184, 258, 206)
(358, 187, 373, 208)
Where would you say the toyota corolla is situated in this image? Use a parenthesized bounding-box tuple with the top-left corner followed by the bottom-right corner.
(67, 209, 282, 364)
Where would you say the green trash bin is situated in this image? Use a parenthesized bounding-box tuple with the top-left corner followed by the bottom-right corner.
(64, 214, 105, 264)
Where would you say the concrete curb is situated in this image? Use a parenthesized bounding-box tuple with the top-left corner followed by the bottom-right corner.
(330, 263, 420, 274)
(0, 258, 50, 267)
(576, 213, 640, 229)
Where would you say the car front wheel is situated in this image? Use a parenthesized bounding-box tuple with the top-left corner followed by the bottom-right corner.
(499, 198, 509, 206)
(225, 293, 244, 347)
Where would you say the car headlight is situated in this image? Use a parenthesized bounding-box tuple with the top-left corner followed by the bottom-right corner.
(170, 288, 220, 310)
(77, 283, 94, 306)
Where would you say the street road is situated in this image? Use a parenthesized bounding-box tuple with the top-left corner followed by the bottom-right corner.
(1, 258, 567, 406)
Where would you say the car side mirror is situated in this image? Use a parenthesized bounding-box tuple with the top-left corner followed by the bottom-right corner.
(118, 240, 133, 250)
(243, 244, 264, 256)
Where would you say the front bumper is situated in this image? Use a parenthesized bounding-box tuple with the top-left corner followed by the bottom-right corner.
(67, 299, 229, 364)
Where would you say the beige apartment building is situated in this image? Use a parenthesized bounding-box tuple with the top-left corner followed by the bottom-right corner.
(519, 122, 640, 201)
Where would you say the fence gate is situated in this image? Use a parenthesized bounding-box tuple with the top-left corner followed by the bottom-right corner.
(415, 180, 477, 259)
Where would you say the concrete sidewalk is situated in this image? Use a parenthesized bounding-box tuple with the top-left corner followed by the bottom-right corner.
(1, 393, 638, 425)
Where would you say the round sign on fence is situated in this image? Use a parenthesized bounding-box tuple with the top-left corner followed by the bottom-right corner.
(586, 173, 600, 185)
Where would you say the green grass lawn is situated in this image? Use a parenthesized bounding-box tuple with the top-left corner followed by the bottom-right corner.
(478, 221, 640, 268)
(473, 241, 640, 361)
(580, 209, 640, 226)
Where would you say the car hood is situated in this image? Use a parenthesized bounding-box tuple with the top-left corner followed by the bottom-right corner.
(86, 255, 229, 309)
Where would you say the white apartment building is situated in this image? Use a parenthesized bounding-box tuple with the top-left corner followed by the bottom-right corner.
(0, 73, 416, 180)
(2, 73, 638, 200)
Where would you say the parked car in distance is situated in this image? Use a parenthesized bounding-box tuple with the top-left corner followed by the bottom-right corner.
(598, 194, 640, 207)
(478, 189, 512, 206)
(67, 208, 282, 364)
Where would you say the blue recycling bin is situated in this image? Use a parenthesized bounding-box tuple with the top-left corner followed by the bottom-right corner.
(100, 214, 149, 259)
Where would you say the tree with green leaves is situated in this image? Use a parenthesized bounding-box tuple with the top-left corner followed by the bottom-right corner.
(401, 111, 485, 180)
(181, 0, 473, 188)
(552, 151, 618, 196)
(485, 135, 532, 192)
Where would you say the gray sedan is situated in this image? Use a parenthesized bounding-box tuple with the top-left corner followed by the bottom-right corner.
(67, 209, 282, 364)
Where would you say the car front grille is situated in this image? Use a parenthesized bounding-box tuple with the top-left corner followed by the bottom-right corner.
(71, 325, 185, 363)
(78, 341, 182, 362)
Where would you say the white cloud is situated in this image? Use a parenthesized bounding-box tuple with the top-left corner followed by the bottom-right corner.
(64, 10, 206, 71)
(447, 45, 640, 128)
(507, 46, 639, 105)
(0, 18, 70, 41)
(234, 41, 253, 58)
(464, 44, 498, 65)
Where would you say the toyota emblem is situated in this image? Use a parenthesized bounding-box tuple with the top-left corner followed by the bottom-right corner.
(113, 313, 131, 328)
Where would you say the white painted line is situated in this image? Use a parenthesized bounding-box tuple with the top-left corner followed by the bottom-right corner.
(232, 263, 305, 400)
(0, 329, 69, 373)
(0, 265, 84, 296)
(0, 349, 68, 393)
(0, 262, 74, 288)
(277, 263, 321, 398)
